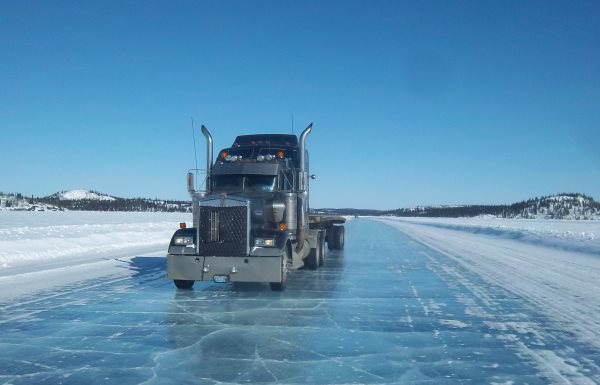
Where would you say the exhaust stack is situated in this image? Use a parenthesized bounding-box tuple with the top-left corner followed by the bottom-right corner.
(296, 123, 313, 254)
(187, 172, 195, 194)
(201, 125, 213, 193)
(298, 123, 313, 189)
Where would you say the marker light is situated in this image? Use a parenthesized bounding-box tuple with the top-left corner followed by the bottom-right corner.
(220, 151, 228, 159)
(179, 222, 186, 229)
(276, 151, 284, 159)
(279, 223, 287, 231)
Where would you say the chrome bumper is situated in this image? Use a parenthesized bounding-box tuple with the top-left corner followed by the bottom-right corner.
(167, 254, 282, 283)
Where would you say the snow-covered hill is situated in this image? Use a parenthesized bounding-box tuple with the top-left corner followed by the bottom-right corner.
(1, 190, 191, 212)
(520, 194, 600, 220)
(51, 189, 117, 201)
(41, 190, 190, 212)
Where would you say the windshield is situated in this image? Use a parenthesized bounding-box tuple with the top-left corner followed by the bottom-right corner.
(212, 174, 277, 193)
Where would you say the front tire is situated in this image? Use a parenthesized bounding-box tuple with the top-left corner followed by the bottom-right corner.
(270, 244, 289, 291)
(269, 281, 285, 291)
(174, 279, 194, 289)
(305, 233, 322, 270)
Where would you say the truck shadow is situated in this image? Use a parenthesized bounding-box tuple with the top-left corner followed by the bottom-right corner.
(172, 282, 274, 298)
(124, 255, 166, 283)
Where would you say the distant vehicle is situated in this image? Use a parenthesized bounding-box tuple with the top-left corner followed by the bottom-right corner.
(166, 123, 345, 290)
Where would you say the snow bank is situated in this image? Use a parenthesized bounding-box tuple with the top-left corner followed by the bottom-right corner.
(378, 217, 600, 256)
(0, 211, 191, 274)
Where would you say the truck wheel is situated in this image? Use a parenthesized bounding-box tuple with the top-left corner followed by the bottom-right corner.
(270, 245, 289, 291)
(269, 281, 285, 291)
(305, 233, 322, 270)
(318, 233, 326, 266)
(333, 226, 345, 250)
(174, 279, 194, 289)
(327, 227, 336, 251)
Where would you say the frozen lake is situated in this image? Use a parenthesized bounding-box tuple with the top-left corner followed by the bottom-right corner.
(0, 218, 599, 384)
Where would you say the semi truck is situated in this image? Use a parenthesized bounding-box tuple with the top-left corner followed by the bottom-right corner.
(166, 123, 346, 291)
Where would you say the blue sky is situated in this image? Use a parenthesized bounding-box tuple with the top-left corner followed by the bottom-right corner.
(1, 0, 599, 209)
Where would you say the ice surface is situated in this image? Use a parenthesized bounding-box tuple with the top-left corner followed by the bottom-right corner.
(0, 218, 598, 384)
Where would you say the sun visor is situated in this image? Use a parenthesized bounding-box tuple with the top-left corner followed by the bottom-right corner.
(212, 162, 280, 176)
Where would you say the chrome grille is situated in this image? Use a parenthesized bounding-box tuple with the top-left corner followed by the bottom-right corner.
(209, 210, 220, 242)
(198, 205, 248, 256)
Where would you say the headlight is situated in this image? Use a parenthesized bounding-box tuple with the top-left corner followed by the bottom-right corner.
(174, 236, 194, 246)
(254, 237, 276, 247)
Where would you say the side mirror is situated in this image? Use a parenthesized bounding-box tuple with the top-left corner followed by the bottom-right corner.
(310, 174, 317, 180)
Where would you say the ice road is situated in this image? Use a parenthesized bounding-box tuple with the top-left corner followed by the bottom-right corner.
(1, 218, 599, 384)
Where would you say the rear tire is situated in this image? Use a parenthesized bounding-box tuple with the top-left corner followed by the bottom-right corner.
(327, 227, 336, 250)
(174, 279, 194, 289)
(334, 226, 345, 250)
(328, 226, 345, 250)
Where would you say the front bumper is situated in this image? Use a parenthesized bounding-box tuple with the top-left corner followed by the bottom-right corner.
(166, 254, 282, 283)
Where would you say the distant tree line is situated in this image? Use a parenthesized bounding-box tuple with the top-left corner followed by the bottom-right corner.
(37, 196, 192, 212)
(6, 190, 600, 217)
(382, 193, 600, 219)
(318, 193, 600, 219)
(312, 208, 384, 216)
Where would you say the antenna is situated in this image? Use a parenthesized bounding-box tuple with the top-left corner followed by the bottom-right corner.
(191, 117, 199, 172)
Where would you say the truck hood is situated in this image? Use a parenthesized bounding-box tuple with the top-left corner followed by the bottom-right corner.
(199, 192, 285, 229)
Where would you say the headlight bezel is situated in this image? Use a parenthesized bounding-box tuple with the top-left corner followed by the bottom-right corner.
(173, 236, 195, 246)
(254, 237, 276, 247)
